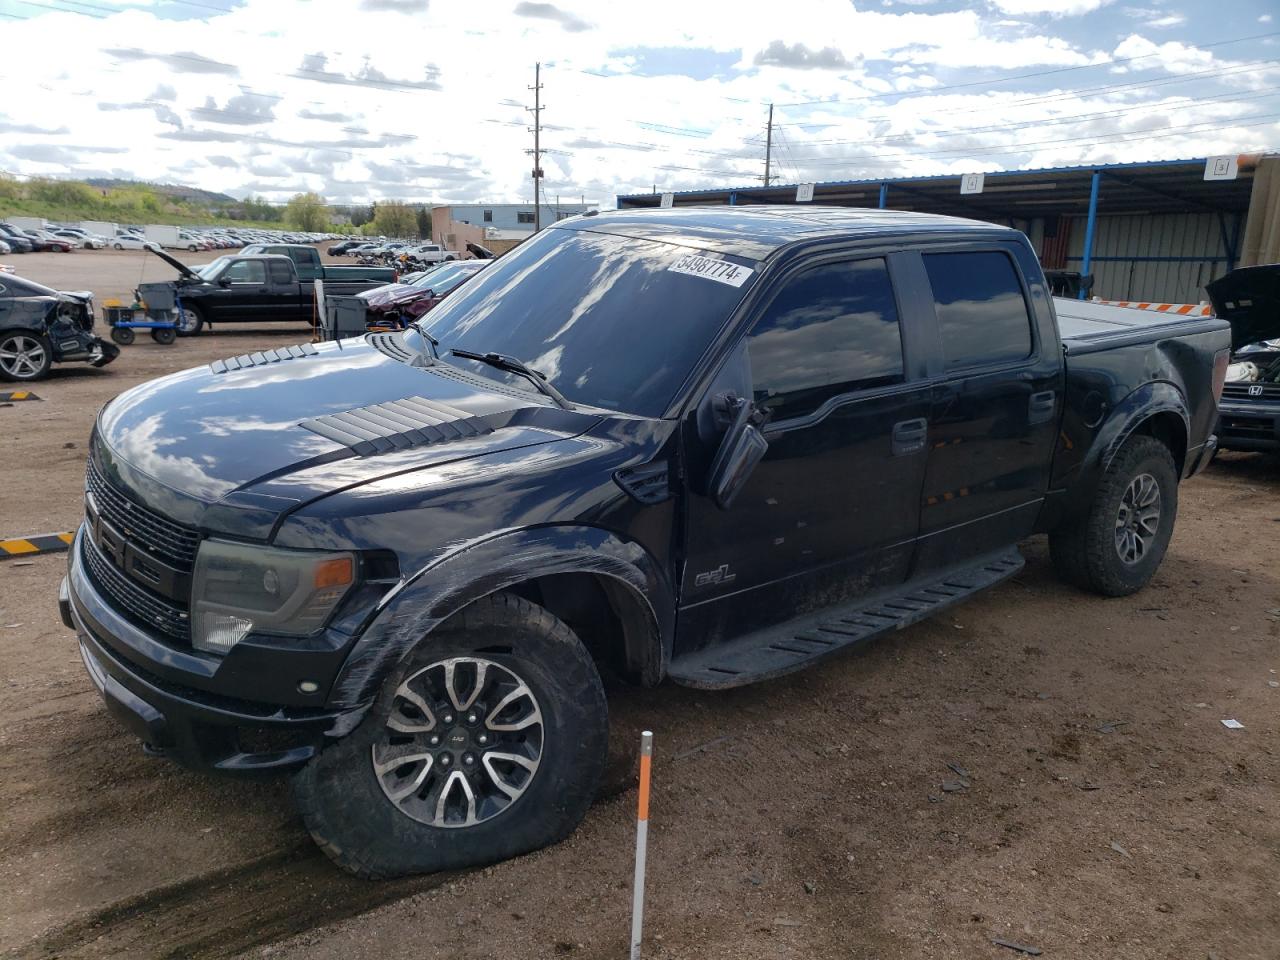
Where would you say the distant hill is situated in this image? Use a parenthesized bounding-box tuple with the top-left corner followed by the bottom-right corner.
(83, 178, 237, 205)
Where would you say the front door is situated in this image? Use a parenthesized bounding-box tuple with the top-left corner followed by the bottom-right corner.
(913, 247, 1062, 572)
(677, 254, 932, 655)
(208, 259, 270, 321)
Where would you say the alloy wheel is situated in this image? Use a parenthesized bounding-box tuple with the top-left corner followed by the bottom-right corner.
(372, 656, 544, 829)
(0, 335, 47, 379)
(1115, 472, 1161, 565)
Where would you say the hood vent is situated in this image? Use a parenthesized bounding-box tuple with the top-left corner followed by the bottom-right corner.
(366, 331, 420, 365)
(211, 342, 318, 374)
(300, 395, 495, 456)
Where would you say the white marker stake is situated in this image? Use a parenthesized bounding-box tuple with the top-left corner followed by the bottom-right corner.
(629, 730, 654, 960)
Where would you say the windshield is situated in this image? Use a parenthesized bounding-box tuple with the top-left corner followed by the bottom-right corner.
(408, 262, 477, 291)
(196, 257, 231, 279)
(416, 226, 758, 416)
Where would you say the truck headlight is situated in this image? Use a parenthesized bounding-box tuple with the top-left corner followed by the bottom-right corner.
(191, 540, 356, 654)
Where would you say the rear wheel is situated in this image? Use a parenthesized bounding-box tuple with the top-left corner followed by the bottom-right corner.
(110, 326, 135, 346)
(151, 327, 177, 345)
(294, 592, 608, 878)
(1050, 435, 1178, 596)
(0, 331, 52, 382)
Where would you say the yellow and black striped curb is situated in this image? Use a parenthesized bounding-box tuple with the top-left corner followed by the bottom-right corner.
(0, 391, 41, 403)
(1, 532, 74, 559)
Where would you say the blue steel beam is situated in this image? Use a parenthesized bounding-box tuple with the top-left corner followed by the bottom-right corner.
(879, 184, 888, 209)
(1079, 171, 1101, 300)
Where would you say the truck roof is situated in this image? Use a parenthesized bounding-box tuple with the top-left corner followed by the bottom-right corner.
(556, 205, 1019, 260)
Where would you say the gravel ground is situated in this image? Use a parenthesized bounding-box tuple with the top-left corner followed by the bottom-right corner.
(0, 249, 1276, 960)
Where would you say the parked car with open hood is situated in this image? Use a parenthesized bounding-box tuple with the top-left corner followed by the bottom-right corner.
(1207, 264, 1280, 454)
(0, 274, 117, 381)
(357, 259, 488, 326)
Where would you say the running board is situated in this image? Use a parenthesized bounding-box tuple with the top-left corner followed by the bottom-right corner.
(668, 549, 1025, 689)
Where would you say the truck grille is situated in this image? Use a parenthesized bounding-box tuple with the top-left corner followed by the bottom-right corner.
(1222, 382, 1280, 401)
(86, 459, 200, 570)
(82, 535, 191, 641)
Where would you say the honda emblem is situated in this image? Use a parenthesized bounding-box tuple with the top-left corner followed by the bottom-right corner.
(1248, 384, 1264, 396)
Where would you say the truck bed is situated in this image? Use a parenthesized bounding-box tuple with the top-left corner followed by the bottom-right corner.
(1054, 297, 1228, 354)
(1054, 297, 1230, 354)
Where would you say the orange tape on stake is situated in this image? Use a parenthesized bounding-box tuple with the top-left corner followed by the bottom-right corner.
(637, 750, 652, 821)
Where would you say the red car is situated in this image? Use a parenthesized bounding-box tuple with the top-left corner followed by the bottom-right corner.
(23, 229, 74, 253)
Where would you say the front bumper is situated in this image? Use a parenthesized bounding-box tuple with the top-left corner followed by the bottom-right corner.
(59, 530, 363, 777)
(1216, 401, 1280, 452)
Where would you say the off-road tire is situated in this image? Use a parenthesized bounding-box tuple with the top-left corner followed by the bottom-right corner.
(294, 592, 608, 879)
(1050, 435, 1178, 597)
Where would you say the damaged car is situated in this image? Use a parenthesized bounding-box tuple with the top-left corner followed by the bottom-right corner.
(357, 258, 488, 327)
(0, 274, 117, 381)
(1208, 264, 1280, 454)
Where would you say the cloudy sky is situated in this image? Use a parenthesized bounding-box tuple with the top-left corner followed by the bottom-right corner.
(0, 0, 1276, 208)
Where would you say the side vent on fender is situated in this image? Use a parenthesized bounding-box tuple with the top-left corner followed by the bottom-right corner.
(614, 461, 671, 505)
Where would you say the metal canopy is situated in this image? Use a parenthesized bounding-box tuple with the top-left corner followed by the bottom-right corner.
(616, 158, 1260, 220)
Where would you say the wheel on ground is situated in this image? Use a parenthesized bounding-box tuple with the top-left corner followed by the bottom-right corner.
(175, 303, 204, 336)
(294, 592, 608, 878)
(151, 327, 177, 345)
(0, 331, 52, 382)
(110, 326, 135, 346)
(1049, 435, 1178, 596)
(113, 242, 124, 250)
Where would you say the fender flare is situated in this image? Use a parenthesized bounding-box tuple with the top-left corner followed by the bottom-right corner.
(1063, 380, 1190, 518)
(327, 525, 675, 710)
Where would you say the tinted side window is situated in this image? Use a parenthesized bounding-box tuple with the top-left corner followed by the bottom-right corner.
(747, 258, 904, 421)
(225, 260, 266, 284)
(268, 260, 293, 284)
(923, 251, 1033, 369)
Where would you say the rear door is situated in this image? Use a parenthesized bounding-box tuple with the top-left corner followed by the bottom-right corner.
(677, 253, 933, 653)
(913, 245, 1062, 572)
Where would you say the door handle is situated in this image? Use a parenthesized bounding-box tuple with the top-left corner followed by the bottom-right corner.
(1029, 390, 1056, 424)
(891, 417, 928, 456)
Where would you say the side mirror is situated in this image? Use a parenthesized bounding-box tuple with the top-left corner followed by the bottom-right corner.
(217, 276, 232, 288)
(708, 395, 769, 510)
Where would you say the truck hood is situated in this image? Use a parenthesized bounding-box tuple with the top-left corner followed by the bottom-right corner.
(1207, 263, 1280, 351)
(144, 243, 202, 281)
(95, 335, 602, 537)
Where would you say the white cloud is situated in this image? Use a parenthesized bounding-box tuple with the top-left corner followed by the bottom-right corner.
(0, 0, 1274, 207)
(990, 0, 1113, 15)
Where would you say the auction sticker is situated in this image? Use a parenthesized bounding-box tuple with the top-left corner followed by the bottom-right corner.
(668, 254, 754, 288)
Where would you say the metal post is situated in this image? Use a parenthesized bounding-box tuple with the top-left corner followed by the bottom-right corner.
(878, 183, 888, 209)
(763, 104, 773, 188)
(528, 62, 543, 233)
(1080, 171, 1101, 300)
(629, 730, 654, 960)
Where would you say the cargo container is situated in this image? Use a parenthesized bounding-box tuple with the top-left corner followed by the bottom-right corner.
(7, 216, 48, 232)
(80, 220, 118, 238)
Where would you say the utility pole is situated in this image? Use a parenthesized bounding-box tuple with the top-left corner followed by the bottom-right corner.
(526, 62, 544, 232)
(762, 102, 774, 188)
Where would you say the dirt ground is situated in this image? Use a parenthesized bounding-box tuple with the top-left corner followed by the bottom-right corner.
(1, 248, 1277, 960)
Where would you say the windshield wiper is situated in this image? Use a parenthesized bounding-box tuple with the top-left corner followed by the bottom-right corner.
(451, 349, 573, 410)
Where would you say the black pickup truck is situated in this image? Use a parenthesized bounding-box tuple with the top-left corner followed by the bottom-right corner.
(142, 247, 396, 335)
(60, 207, 1261, 879)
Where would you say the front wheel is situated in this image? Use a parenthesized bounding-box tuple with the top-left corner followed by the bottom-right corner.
(175, 304, 204, 337)
(110, 326, 135, 345)
(0, 331, 52, 381)
(151, 327, 177, 345)
(1050, 435, 1178, 597)
(113, 242, 123, 250)
(294, 592, 608, 878)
